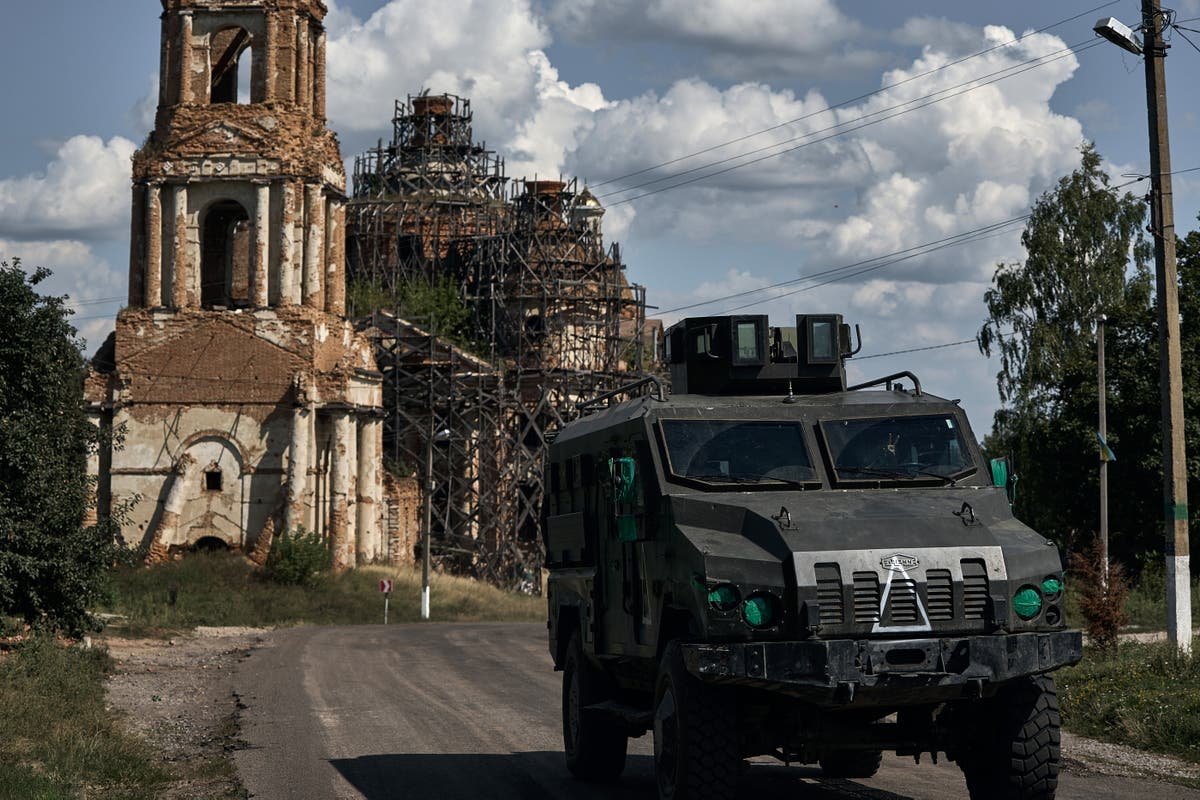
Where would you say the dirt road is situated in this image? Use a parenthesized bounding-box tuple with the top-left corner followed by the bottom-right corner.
(232, 623, 1199, 800)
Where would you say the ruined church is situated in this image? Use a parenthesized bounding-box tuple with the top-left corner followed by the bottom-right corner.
(85, 0, 386, 568)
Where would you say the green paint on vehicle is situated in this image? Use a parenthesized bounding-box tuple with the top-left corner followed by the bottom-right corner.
(1041, 577, 1063, 597)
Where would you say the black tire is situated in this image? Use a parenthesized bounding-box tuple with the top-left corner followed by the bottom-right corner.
(959, 675, 1061, 800)
(653, 641, 739, 800)
(819, 749, 883, 779)
(562, 631, 627, 781)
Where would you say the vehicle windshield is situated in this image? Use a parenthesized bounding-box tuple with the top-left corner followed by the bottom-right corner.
(820, 414, 974, 483)
(660, 419, 817, 486)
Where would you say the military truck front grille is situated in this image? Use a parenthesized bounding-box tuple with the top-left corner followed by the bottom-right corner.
(887, 578, 919, 623)
(815, 563, 844, 625)
(925, 569, 953, 621)
(852, 572, 881, 623)
(961, 559, 989, 620)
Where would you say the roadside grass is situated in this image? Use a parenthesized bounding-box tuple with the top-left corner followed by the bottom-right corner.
(100, 552, 544, 635)
(0, 637, 170, 800)
(1057, 638, 1200, 764)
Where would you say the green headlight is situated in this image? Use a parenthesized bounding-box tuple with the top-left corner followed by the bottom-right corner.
(1041, 577, 1063, 597)
(707, 584, 740, 612)
(1013, 586, 1043, 620)
(742, 595, 775, 628)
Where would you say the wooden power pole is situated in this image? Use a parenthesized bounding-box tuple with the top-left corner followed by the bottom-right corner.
(1098, 314, 1109, 588)
(1142, 0, 1192, 653)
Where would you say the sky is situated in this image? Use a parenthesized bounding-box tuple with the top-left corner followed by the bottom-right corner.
(3, 0, 1200, 436)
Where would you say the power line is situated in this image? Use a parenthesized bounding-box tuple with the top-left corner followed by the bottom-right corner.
(589, 1, 1121, 191)
(661, 172, 1159, 318)
(598, 38, 1095, 202)
(659, 215, 1030, 316)
(713, 221, 1029, 315)
(856, 330, 1016, 361)
(606, 41, 1103, 207)
(857, 337, 980, 361)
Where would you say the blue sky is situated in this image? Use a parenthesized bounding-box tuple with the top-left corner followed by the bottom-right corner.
(2, 0, 1200, 435)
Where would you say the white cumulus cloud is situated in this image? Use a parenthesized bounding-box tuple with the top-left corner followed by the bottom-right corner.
(326, 0, 607, 177)
(0, 135, 136, 242)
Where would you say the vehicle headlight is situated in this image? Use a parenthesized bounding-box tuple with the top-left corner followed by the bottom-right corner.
(1013, 585, 1043, 620)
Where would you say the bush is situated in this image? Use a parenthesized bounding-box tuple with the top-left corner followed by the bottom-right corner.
(264, 528, 330, 587)
(1069, 541, 1130, 652)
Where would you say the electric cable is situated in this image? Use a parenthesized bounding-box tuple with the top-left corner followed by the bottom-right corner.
(589, 0, 1121, 190)
(656, 172, 1159, 317)
(605, 41, 1103, 207)
(597, 38, 1097, 201)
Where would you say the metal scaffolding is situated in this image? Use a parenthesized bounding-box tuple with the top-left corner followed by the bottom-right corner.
(349, 94, 647, 590)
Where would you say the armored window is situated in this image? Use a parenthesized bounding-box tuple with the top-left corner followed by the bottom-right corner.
(807, 317, 837, 363)
(819, 414, 977, 485)
(731, 319, 765, 366)
(659, 419, 818, 488)
(204, 469, 223, 492)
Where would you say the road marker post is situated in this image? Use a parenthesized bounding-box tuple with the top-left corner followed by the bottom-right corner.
(380, 579, 394, 624)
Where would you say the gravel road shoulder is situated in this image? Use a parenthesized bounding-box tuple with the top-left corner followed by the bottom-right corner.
(103, 627, 271, 800)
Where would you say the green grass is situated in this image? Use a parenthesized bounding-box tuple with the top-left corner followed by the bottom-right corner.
(0, 637, 170, 799)
(100, 552, 544, 635)
(1057, 639, 1200, 763)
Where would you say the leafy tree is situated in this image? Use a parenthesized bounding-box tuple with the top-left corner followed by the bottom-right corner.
(979, 144, 1158, 559)
(348, 275, 477, 350)
(0, 260, 119, 634)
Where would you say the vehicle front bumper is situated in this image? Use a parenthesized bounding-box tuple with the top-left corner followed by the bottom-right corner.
(681, 631, 1082, 704)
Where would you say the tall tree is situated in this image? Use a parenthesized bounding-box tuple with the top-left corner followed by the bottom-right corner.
(979, 144, 1156, 558)
(0, 260, 119, 634)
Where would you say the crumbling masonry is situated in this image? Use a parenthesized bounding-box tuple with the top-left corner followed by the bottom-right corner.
(348, 94, 653, 589)
(86, 0, 386, 567)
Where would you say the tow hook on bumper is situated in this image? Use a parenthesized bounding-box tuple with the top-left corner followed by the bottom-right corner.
(681, 631, 1083, 694)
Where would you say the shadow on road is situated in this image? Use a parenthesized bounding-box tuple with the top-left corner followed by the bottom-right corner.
(329, 752, 916, 800)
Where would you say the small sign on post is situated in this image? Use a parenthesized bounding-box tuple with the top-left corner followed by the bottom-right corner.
(379, 579, 394, 625)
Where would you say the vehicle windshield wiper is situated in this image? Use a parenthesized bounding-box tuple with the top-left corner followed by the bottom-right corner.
(837, 466, 956, 485)
(691, 474, 764, 484)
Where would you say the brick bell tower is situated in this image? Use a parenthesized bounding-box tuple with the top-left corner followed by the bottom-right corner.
(86, 0, 385, 570)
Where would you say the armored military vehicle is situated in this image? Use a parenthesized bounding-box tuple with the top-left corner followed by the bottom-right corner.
(545, 313, 1082, 800)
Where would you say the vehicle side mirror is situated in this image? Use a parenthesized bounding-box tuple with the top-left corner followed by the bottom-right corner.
(990, 457, 1017, 505)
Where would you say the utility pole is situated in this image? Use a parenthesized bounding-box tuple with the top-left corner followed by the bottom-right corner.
(1142, 0, 1192, 653)
(421, 323, 435, 621)
(1097, 314, 1109, 588)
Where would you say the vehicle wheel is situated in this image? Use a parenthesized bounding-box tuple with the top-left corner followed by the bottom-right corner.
(562, 631, 627, 781)
(959, 675, 1061, 800)
(819, 749, 883, 778)
(653, 641, 739, 800)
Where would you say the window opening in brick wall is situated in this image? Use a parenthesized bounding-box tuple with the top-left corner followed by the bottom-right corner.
(210, 27, 253, 104)
(201, 200, 251, 308)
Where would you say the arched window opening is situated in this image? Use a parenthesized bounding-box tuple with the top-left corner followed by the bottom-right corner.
(210, 27, 253, 104)
(200, 200, 252, 308)
(192, 536, 229, 552)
